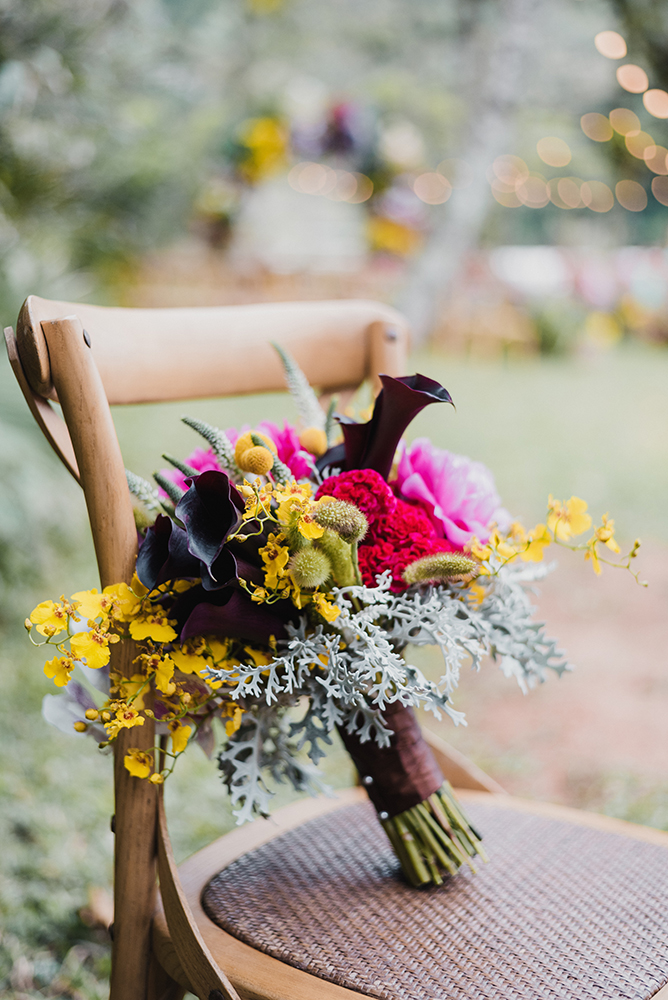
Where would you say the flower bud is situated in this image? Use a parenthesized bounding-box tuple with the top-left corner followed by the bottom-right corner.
(149, 772, 164, 784)
(402, 553, 478, 585)
(24, 618, 33, 631)
(313, 500, 368, 543)
(289, 548, 332, 589)
(299, 426, 328, 457)
(237, 445, 275, 476)
(73, 721, 88, 732)
(85, 709, 99, 721)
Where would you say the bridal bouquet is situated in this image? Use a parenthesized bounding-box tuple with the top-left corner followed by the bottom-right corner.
(27, 347, 641, 887)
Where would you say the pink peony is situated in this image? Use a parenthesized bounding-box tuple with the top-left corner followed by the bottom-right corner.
(394, 438, 510, 547)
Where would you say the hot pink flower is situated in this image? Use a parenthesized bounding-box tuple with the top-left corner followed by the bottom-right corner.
(159, 448, 223, 495)
(394, 438, 510, 548)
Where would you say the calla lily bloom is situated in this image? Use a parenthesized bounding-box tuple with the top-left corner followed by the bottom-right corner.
(319, 374, 454, 481)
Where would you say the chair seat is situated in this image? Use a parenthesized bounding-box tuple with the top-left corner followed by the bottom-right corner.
(196, 790, 668, 1000)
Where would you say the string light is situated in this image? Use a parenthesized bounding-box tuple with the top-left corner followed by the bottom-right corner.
(643, 145, 668, 175)
(413, 173, 452, 204)
(580, 181, 614, 212)
(643, 90, 668, 119)
(536, 137, 572, 167)
(651, 176, 668, 205)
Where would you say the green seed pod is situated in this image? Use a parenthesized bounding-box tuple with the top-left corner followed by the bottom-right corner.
(289, 547, 332, 589)
(402, 553, 478, 586)
(316, 529, 356, 587)
(314, 500, 368, 543)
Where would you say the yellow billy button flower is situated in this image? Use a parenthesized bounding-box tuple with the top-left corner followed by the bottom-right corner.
(520, 524, 552, 563)
(234, 430, 277, 465)
(312, 592, 341, 623)
(299, 426, 328, 457)
(129, 606, 177, 643)
(124, 748, 153, 779)
(547, 496, 592, 541)
(30, 600, 70, 637)
(70, 628, 116, 670)
(169, 721, 192, 754)
(44, 655, 74, 687)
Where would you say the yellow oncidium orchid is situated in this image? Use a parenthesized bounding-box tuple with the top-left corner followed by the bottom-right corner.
(520, 524, 552, 563)
(44, 655, 74, 687)
(71, 589, 106, 621)
(70, 629, 116, 670)
(102, 582, 143, 622)
(104, 705, 145, 739)
(129, 607, 177, 643)
(221, 701, 244, 737)
(169, 721, 192, 754)
(594, 513, 621, 553)
(124, 748, 153, 779)
(153, 655, 176, 695)
(259, 533, 291, 590)
(312, 592, 341, 623)
(547, 496, 592, 541)
(30, 600, 70, 637)
(116, 673, 148, 710)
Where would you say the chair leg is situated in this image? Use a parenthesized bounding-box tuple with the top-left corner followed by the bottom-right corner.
(147, 952, 187, 1000)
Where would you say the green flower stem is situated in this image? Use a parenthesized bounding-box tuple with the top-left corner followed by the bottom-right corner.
(381, 783, 486, 887)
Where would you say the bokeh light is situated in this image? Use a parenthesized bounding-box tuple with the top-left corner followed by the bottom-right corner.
(492, 155, 529, 187)
(580, 113, 613, 142)
(490, 184, 521, 208)
(643, 145, 668, 175)
(616, 64, 649, 94)
(651, 175, 668, 206)
(536, 137, 572, 167)
(580, 180, 614, 212)
(643, 89, 668, 119)
(594, 30, 627, 59)
(625, 130, 654, 158)
(288, 162, 373, 202)
(436, 158, 473, 189)
(516, 174, 549, 208)
(413, 172, 452, 204)
(609, 108, 641, 135)
(557, 177, 584, 208)
(615, 179, 648, 211)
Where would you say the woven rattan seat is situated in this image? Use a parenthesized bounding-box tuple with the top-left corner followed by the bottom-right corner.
(202, 796, 668, 1000)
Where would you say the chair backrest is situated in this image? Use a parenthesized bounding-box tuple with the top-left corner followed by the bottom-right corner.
(5, 294, 409, 1000)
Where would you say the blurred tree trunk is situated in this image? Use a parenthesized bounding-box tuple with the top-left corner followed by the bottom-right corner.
(398, 0, 540, 344)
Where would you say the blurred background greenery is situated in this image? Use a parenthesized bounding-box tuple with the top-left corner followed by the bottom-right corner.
(2, 0, 668, 995)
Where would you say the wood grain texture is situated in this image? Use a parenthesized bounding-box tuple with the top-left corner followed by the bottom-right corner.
(154, 784, 668, 1000)
(19, 296, 409, 405)
(156, 793, 240, 1000)
(4, 326, 80, 481)
(38, 315, 158, 1000)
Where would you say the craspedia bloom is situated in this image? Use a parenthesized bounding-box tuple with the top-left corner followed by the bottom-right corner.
(402, 553, 478, 585)
(299, 426, 328, 457)
(313, 500, 368, 543)
(237, 445, 275, 476)
(289, 548, 332, 589)
(234, 430, 277, 464)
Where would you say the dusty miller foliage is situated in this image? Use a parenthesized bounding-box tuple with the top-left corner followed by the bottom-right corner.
(215, 563, 570, 824)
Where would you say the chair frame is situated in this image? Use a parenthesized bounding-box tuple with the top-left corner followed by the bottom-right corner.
(7, 295, 668, 1000)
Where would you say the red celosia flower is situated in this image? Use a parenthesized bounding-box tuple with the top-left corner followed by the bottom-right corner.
(316, 470, 396, 526)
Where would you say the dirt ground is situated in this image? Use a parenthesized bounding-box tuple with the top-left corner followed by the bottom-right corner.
(422, 543, 668, 810)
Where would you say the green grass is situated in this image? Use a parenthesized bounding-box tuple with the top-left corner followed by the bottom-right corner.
(1, 339, 667, 997)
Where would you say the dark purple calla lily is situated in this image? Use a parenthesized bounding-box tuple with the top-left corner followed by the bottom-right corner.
(317, 374, 454, 480)
(136, 515, 202, 592)
(175, 471, 245, 590)
(180, 589, 296, 644)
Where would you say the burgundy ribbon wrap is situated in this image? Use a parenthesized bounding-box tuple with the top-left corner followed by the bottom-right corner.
(337, 702, 444, 819)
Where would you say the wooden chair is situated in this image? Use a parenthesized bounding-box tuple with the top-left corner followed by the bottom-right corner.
(6, 295, 668, 1000)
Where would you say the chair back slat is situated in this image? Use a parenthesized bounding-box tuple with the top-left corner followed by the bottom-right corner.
(17, 295, 409, 405)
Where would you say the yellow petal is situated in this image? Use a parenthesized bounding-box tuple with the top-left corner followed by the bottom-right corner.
(124, 751, 152, 779)
(71, 589, 104, 620)
(129, 618, 177, 642)
(70, 632, 111, 670)
(170, 724, 192, 754)
(44, 656, 73, 687)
